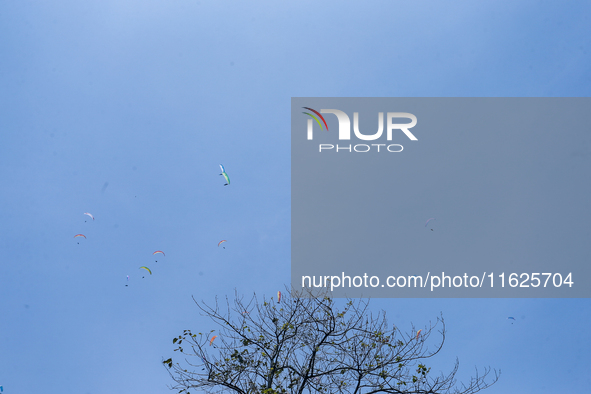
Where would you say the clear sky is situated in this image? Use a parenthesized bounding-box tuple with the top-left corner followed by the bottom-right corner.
(1, 1, 590, 393)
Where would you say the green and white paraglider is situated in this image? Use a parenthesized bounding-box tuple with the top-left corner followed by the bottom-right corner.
(219, 164, 230, 186)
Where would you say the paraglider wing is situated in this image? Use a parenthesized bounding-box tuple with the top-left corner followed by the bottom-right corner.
(84, 212, 94, 221)
(277, 291, 282, 303)
(74, 234, 86, 239)
(416, 329, 422, 340)
(222, 172, 230, 185)
(153, 250, 165, 256)
(425, 218, 435, 227)
(508, 317, 515, 320)
(139, 266, 152, 275)
(219, 164, 226, 173)
(210, 335, 217, 346)
(218, 240, 227, 247)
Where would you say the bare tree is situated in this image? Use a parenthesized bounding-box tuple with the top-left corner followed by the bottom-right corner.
(163, 288, 498, 394)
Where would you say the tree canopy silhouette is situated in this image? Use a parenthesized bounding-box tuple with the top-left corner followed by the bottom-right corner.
(163, 288, 498, 394)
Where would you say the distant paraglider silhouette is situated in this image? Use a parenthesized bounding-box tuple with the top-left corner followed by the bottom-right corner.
(219, 164, 230, 186)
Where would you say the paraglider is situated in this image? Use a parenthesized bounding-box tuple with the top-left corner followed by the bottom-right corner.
(126, 275, 129, 287)
(508, 317, 515, 324)
(84, 212, 94, 221)
(425, 218, 435, 227)
(219, 164, 230, 186)
(153, 251, 165, 256)
(221, 172, 230, 186)
(277, 291, 282, 303)
(210, 335, 217, 346)
(139, 266, 152, 275)
(218, 240, 227, 249)
(416, 329, 422, 340)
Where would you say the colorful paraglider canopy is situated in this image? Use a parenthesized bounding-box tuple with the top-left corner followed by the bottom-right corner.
(221, 172, 230, 185)
(218, 240, 227, 247)
(139, 266, 152, 275)
(210, 335, 217, 346)
(153, 250, 165, 256)
(277, 291, 282, 303)
(425, 218, 435, 227)
(74, 234, 86, 238)
(416, 329, 422, 340)
(219, 164, 230, 185)
(84, 212, 94, 220)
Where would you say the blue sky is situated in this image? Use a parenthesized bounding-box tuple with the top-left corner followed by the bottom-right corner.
(1, 0, 590, 393)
